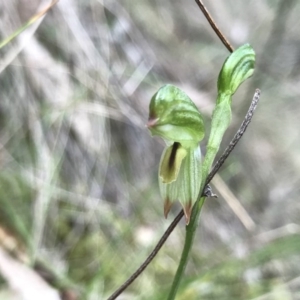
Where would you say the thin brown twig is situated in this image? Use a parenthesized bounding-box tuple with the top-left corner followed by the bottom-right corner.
(195, 0, 234, 53)
(107, 211, 183, 300)
(106, 89, 261, 300)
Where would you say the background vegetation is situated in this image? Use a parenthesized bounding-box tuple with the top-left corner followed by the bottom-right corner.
(0, 0, 300, 299)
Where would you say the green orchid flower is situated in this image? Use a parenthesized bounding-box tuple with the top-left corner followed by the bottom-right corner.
(147, 84, 205, 224)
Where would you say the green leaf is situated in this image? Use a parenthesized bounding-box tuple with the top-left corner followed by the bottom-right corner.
(217, 44, 255, 96)
(147, 84, 205, 148)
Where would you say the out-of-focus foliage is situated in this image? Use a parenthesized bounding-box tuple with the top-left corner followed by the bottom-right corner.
(0, 0, 300, 299)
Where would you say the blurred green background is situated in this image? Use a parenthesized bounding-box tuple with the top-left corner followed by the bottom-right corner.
(0, 0, 300, 299)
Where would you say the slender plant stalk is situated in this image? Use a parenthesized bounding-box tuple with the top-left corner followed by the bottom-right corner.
(106, 89, 260, 300)
(166, 196, 205, 300)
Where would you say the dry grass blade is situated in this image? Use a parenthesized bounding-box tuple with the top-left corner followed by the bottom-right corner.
(212, 174, 256, 231)
(0, 0, 59, 49)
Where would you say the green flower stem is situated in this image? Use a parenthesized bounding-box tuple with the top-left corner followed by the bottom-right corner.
(167, 196, 206, 300)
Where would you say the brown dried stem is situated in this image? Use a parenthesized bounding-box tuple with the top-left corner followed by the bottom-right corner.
(195, 0, 234, 53)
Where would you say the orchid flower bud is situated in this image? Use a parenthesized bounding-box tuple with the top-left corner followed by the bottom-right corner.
(147, 85, 205, 224)
(217, 44, 255, 97)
